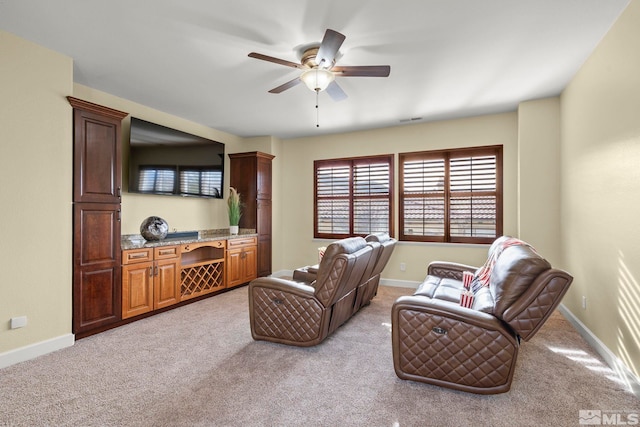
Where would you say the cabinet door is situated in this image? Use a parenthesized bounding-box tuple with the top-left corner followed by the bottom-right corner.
(257, 155, 273, 200)
(242, 245, 258, 284)
(122, 261, 153, 319)
(226, 246, 258, 288)
(257, 199, 272, 277)
(73, 203, 122, 332)
(72, 108, 122, 204)
(226, 248, 243, 288)
(257, 235, 272, 278)
(155, 258, 180, 309)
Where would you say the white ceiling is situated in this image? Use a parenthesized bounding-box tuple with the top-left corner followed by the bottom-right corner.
(0, 0, 630, 140)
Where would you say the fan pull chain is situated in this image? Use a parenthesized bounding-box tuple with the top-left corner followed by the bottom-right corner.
(315, 89, 320, 128)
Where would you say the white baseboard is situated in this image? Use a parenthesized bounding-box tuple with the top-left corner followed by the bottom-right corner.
(558, 304, 640, 398)
(380, 278, 420, 289)
(0, 334, 75, 369)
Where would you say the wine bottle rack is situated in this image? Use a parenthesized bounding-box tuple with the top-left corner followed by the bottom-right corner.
(181, 262, 224, 300)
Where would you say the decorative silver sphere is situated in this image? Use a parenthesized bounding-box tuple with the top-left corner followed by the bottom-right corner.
(140, 216, 169, 241)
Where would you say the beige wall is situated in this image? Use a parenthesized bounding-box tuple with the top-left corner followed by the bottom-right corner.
(517, 98, 562, 264)
(561, 0, 640, 378)
(0, 31, 73, 353)
(277, 113, 520, 281)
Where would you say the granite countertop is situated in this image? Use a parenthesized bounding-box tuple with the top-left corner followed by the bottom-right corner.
(121, 228, 257, 250)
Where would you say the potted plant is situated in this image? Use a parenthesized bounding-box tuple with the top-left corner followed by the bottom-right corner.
(227, 186, 242, 235)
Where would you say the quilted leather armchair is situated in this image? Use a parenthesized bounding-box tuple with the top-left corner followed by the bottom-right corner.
(354, 233, 397, 311)
(391, 236, 573, 394)
(249, 237, 374, 346)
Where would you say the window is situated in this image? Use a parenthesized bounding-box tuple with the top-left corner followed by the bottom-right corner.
(315, 155, 393, 239)
(399, 146, 502, 244)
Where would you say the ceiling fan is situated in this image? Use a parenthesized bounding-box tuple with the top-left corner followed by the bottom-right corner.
(248, 29, 390, 101)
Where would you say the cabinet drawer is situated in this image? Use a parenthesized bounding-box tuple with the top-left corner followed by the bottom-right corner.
(227, 236, 257, 249)
(154, 245, 179, 260)
(122, 248, 153, 264)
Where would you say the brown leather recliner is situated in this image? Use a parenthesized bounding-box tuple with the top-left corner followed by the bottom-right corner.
(249, 237, 373, 346)
(391, 236, 573, 394)
(354, 233, 397, 312)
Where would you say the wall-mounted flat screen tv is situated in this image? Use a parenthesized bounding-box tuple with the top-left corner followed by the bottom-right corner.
(128, 117, 225, 199)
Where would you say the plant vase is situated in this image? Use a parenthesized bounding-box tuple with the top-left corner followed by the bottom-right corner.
(229, 225, 239, 235)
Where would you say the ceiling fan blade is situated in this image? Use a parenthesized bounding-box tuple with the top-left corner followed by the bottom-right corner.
(316, 29, 346, 69)
(248, 52, 305, 69)
(332, 65, 391, 77)
(326, 81, 348, 102)
(268, 77, 302, 93)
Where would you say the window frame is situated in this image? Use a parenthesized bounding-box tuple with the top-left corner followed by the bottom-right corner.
(399, 145, 503, 244)
(314, 154, 394, 239)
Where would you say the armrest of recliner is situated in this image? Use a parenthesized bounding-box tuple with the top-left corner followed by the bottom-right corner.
(249, 277, 326, 346)
(392, 295, 504, 331)
(249, 276, 316, 298)
(427, 261, 478, 280)
(502, 269, 573, 341)
(292, 264, 320, 284)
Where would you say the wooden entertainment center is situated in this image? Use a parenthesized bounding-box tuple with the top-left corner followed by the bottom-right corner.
(69, 97, 271, 338)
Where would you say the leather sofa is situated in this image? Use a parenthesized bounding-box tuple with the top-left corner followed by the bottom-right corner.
(249, 236, 375, 346)
(391, 236, 573, 394)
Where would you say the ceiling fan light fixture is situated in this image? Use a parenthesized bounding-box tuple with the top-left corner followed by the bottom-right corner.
(300, 68, 335, 92)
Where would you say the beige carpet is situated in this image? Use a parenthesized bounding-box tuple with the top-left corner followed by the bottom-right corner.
(1, 285, 638, 426)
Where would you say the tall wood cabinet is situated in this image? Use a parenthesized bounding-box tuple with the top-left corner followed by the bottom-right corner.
(229, 152, 275, 277)
(68, 97, 128, 338)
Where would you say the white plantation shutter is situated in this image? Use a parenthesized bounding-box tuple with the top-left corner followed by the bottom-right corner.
(400, 146, 502, 243)
(315, 155, 393, 238)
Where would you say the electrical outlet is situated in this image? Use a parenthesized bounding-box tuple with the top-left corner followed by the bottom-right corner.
(10, 316, 27, 329)
(582, 296, 587, 310)
(400, 262, 406, 272)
